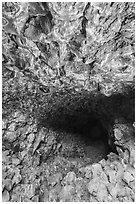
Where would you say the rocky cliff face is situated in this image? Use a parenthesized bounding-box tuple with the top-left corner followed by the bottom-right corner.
(2, 2, 135, 95)
(2, 2, 135, 202)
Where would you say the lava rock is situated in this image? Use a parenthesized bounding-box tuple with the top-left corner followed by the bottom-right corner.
(63, 171, 76, 185)
(47, 172, 63, 186)
(59, 185, 76, 201)
(122, 171, 134, 185)
(23, 184, 36, 199)
(31, 195, 39, 202)
(2, 189, 10, 202)
(3, 178, 13, 191)
(48, 184, 62, 202)
(91, 163, 103, 178)
(39, 186, 49, 202)
(87, 180, 109, 202)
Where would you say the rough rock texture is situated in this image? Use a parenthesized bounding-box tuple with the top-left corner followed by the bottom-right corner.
(2, 2, 135, 202)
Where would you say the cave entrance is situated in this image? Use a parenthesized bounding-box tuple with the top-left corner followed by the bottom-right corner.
(43, 110, 117, 163)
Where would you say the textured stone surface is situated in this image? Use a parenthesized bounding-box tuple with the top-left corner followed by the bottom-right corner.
(47, 173, 62, 186)
(2, 189, 10, 202)
(59, 185, 76, 201)
(2, 2, 134, 95)
(63, 171, 76, 185)
(2, 2, 135, 202)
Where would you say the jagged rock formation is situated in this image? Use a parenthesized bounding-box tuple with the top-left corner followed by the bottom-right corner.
(2, 2, 135, 202)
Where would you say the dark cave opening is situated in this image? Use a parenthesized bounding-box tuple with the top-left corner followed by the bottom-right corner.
(40, 106, 118, 161)
(37, 89, 135, 162)
(59, 113, 117, 156)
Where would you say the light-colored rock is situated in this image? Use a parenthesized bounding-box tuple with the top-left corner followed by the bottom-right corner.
(2, 189, 10, 202)
(22, 197, 32, 202)
(115, 162, 124, 179)
(99, 158, 107, 167)
(88, 180, 109, 202)
(89, 196, 98, 202)
(59, 185, 76, 201)
(114, 128, 123, 140)
(31, 195, 39, 202)
(99, 171, 109, 183)
(12, 168, 22, 185)
(12, 157, 20, 166)
(84, 165, 93, 179)
(23, 184, 36, 199)
(2, 151, 12, 164)
(128, 180, 135, 192)
(10, 193, 21, 202)
(129, 149, 135, 167)
(122, 171, 134, 185)
(48, 184, 61, 202)
(39, 186, 49, 202)
(107, 183, 118, 198)
(27, 133, 35, 143)
(47, 172, 62, 186)
(106, 169, 117, 184)
(91, 163, 103, 177)
(63, 171, 76, 184)
(20, 150, 27, 159)
(3, 178, 13, 191)
(125, 164, 135, 177)
(75, 179, 89, 201)
(117, 185, 133, 197)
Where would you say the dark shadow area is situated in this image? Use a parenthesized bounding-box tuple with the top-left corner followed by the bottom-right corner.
(2, 71, 134, 161)
(37, 88, 135, 157)
(47, 111, 110, 146)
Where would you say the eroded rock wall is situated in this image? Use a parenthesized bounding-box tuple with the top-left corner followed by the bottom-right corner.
(2, 2, 135, 202)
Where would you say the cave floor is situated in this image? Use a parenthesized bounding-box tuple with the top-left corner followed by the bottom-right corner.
(2, 118, 135, 202)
